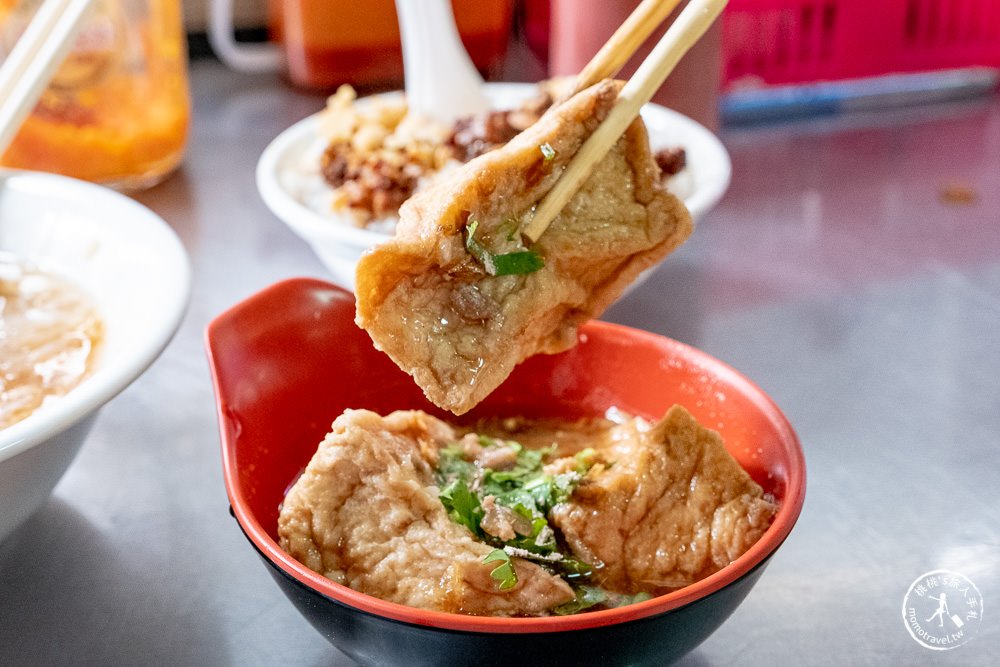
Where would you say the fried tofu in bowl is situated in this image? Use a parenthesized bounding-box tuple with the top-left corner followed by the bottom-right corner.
(206, 278, 805, 666)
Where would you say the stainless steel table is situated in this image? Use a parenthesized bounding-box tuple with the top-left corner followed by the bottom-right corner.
(2, 59, 998, 665)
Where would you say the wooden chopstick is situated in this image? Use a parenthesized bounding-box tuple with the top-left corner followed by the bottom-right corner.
(0, 0, 74, 103)
(0, 0, 95, 153)
(570, 0, 684, 97)
(524, 0, 728, 244)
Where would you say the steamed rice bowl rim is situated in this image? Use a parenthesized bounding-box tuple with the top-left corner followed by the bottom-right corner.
(220, 313, 804, 635)
(0, 170, 191, 462)
(255, 82, 732, 251)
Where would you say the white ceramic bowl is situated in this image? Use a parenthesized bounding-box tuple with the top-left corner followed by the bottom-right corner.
(257, 82, 732, 290)
(0, 170, 191, 543)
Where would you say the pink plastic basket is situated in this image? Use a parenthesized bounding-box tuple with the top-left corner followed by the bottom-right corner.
(722, 0, 1000, 90)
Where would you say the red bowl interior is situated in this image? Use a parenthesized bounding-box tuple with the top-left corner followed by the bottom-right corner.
(205, 278, 805, 634)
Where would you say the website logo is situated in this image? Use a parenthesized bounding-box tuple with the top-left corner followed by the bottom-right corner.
(902, 570, 983, 650)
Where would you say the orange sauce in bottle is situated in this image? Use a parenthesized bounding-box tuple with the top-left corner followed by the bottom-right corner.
(0, 0, 190, 191)
(271, 0, 513, 91)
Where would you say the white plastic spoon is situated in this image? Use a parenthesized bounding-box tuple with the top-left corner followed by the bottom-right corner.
(394, 0, 492, 123)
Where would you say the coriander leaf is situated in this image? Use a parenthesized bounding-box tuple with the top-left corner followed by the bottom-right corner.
(435, 443, 476, 485)
(492, 251, 545, 276)
(619, 591, 653, 606)
(438, 476, 483, 537)
(553, 586, 606, 615)
(508, 444, 548, 476)
(463, 220, 544, 277)
(547, 472, 578, 505)
(574, 448, 597, 474)
(506, 517, 556, 555)
(521, 471, 576, 509)
(555, 556, 592, 578)
(463, 220, 497, 275)
(436, 433, 591, 598)
(552, 587, 651, 616)
(484, 549, 517, 591)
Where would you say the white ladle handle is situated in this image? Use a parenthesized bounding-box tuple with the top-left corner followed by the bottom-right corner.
(208, 0, 282, 73)
(394, 0, 491, 122)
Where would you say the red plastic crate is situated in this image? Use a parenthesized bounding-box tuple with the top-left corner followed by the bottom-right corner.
(722, 0, 1000, 90)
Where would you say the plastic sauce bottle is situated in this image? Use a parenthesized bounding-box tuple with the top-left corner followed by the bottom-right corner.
(0, 0, 190, 191)
(269, 0, 512, 91)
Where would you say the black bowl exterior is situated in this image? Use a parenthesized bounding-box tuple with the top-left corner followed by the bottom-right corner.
(246, 530, 772, 667)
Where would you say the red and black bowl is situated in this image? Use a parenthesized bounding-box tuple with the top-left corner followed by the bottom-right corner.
(205, 278, 806, 666)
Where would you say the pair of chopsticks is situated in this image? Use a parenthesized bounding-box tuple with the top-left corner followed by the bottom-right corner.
(523, 0, 727, 243)
(0, 0, 95, 154)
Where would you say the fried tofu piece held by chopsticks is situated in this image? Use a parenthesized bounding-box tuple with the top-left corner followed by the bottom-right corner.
(355, 80, 693, 415)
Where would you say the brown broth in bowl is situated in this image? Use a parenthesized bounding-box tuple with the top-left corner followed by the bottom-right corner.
(1, 255, 104, 430)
